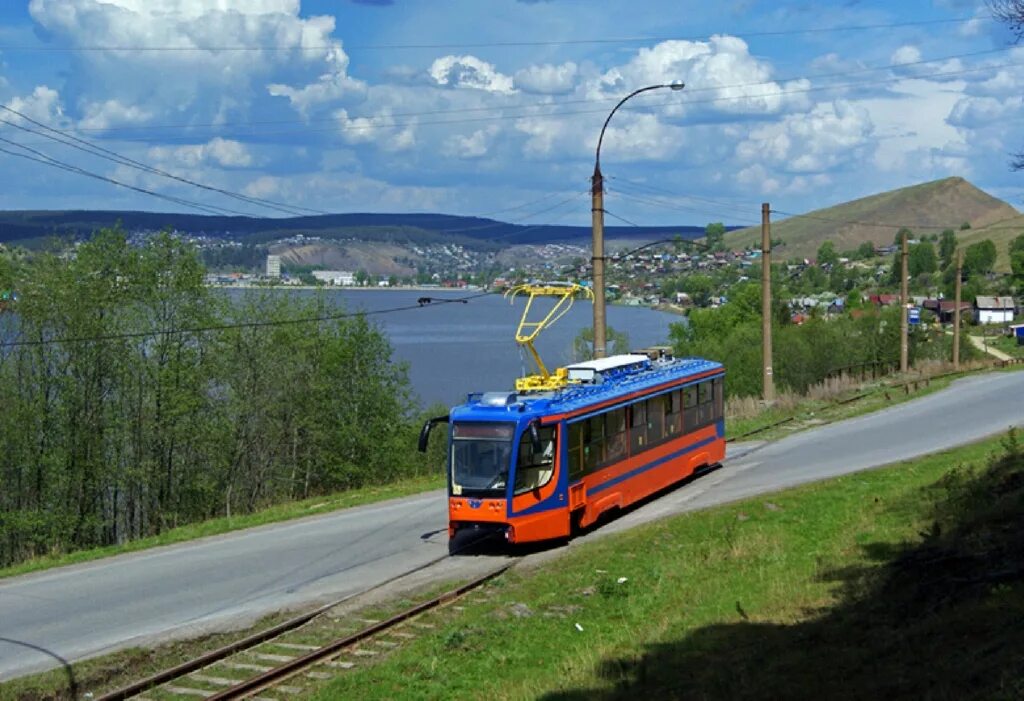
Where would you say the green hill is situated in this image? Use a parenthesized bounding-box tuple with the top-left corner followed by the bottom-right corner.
(958, 212, 1024, 273)
(723, 177, 1020, 259)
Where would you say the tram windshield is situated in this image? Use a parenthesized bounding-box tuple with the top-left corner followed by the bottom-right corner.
(450, 422, 515, 498)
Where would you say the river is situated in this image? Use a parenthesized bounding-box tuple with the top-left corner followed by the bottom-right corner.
(277, 288, 682, 408)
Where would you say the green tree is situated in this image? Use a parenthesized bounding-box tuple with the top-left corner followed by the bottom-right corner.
(963, 239, 997, 277)
(938, 229, 957, 268)
(856, 241, 876, 260)
(1011, 234, 1024, 295)
(908, 240, 937, 277)
(573, 326, 631, 361)
(682, 274, 716, 307)
(705, 222, 726, 252)
(817, 240, 839, 267)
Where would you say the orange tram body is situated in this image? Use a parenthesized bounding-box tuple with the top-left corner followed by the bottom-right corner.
(421, 353, 725, 545)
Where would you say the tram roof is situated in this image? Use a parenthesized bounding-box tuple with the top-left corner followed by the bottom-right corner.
(451, 355, 723, 423)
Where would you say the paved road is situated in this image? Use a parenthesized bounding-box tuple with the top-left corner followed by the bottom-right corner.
(2, 371, 1023, 681)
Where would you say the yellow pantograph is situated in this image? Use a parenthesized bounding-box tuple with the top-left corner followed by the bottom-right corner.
(504, 283, 594, 391)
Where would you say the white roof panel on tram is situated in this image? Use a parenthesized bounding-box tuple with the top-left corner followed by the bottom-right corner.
(565, 354, 649, 373)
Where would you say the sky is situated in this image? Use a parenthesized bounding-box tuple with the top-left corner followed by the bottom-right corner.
(0, 0, 1022, 229)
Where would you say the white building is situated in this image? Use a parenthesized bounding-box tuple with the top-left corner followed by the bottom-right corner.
(312, 270, 356, 286)
(975, 296, 1016, 324)
(265, 254, 281, 278)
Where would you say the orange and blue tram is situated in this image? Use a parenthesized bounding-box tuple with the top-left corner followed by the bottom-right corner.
(420, 352, 725, 545)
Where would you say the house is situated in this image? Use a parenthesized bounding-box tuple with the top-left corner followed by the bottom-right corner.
(312, 270, 355, 286)
(975, 296, 1016, 324)
(923, 299, 973, 324)
(869, 294, 900, 307)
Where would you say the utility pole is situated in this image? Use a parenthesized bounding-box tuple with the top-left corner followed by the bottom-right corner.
(953, 248, 963, 370)
(900, 231, 909, 373)
(761, 203, 774, 403)
(591, 170, 607, 358)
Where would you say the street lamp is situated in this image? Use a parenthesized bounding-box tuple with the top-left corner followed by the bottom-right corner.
(591, 82, 684, 359)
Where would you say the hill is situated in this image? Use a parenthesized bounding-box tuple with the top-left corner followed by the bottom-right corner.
(958, 212, 1024, 273)
(0, 209, 705, 249)
(723, 177, 1020, 259)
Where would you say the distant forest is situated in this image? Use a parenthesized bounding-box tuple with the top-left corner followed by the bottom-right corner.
(0, 210, 708, 248)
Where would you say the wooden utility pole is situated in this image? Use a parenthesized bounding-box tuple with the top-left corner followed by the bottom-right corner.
(901, 229, 909, 372)
(953, 248, 963, 370)
(761, 203, 775, 403)
(591, 170, 607, 359)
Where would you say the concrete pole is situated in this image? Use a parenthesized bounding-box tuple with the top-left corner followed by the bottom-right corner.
(953, 248, 963, 370)
(761, 203, 775, 403)
(591, 168, 607, 359)
(900, 231, 909, 373)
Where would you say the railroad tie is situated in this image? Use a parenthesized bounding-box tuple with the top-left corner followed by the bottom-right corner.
(163, 685, 213, 697)
(188, 674, 238, 687)
(352, 648, 379, 657)
(305, 671, 334, 680)
(273, 642, 320, 651)
(220, 661, 273, 673)
(275, 685, 304, 695)
(250, 652, 296, 663)
(326, 660, 356, 669)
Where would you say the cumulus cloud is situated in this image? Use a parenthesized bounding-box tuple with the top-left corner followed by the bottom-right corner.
(514, 62, 578, 94)
(889, 45, 963, 81)
(78, 99, 153, 130)
(736, 100, 874, 174)
(593, 36, 810, 118)
(429, 55, 515, 94)
(149, 137, 254, 168)
(334, 108, 416, 152)
(28, 0, 366, 122)
(2, 85, 66, 126)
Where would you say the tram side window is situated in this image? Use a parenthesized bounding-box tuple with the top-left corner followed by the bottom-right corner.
(699, 380, 713, 426)
(665, 390, 681, 436)
(646, 396, 665, 444)
(629, 402, 646, 454)
(568, 422, 585, 481)
(713, 377, 724, 421)
(683, 385, 699, 432)
(605, 408, 627, 463)
(584, 415, 605, 472)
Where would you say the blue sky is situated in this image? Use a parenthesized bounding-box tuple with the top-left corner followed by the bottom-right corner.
(0, 0, 1021, 228)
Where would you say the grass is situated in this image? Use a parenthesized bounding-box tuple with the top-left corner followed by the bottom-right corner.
(315, 432, 1024, 701)
(0, 472, 445, 580)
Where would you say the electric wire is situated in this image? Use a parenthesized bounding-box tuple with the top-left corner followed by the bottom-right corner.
(0, 105, 325, 217)
(0, 138, 248, 217)
(0, 292, 495, 349)
(0, 17, 988, 52)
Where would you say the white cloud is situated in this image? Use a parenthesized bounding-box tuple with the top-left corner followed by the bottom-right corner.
(429, 55, 515, 94)
(149, 137, 253, 168)
(28, 0, 366, 122)
(443, 127, 499, 159)
(3, 85, 65, 125)
(514, 62, 578, 95)
(78, 99, 152, 130)
(334, 108, 416, 152)
(889, 45, 963, 81)
(736, 100, 874, 174)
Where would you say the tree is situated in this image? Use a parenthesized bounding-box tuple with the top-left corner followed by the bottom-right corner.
(908, 240, 937, 277)
(963, 239, 998, 277)
(681, 274, 715, 307)
(1011, 234, 1024, 294)
(893, 227, 912, 247)
(817, 240, 839, 267)
(938, 229, 957, 268)
(705, 222, 726, 252)
(573, 326, 631, 361)
(856, 241, 876, 260)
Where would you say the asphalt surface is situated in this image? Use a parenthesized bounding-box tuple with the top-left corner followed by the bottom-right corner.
(2, 371, 1023, 681)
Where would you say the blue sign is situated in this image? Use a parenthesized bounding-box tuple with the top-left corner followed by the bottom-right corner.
(908, 307, 921, 325)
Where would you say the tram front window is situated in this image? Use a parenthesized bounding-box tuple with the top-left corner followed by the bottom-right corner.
(451, 422, 515, 497)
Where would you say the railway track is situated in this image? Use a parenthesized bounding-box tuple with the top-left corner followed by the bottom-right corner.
(97, 563, 511, 701)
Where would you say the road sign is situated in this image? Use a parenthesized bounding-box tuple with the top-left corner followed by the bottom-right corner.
(908, 307, 921, 325)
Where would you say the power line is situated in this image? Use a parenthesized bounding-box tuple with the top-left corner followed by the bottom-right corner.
(42, 45, 1016, 142)
(0, 105, 325, 217)
(0, 17, 987, 53)
(0, 138, 248, 217)
(610, 188, 762, 226)
(0, 292, 495, 349)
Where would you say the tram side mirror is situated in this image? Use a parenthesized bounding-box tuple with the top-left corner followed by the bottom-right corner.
(418, 415, 449, 453)
(528, 420, 542, 453)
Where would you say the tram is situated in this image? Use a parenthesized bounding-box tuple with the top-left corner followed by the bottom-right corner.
(419, 284, 725, 545)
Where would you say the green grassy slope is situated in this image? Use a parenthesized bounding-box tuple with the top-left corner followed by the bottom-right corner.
(958, 212, 1024, 273)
